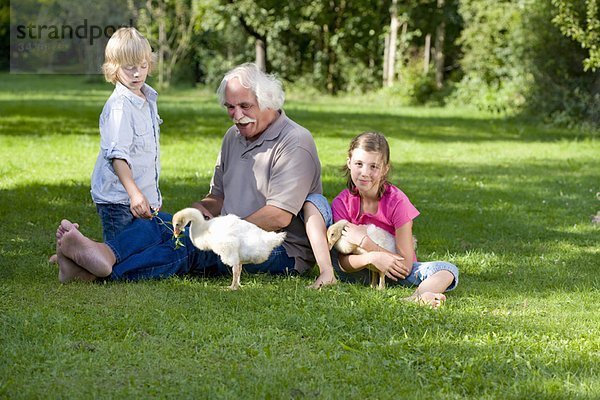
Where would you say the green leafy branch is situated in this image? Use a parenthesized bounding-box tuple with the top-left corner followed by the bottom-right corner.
(552, 0, 600, 71)
(151, 209, 186, 250)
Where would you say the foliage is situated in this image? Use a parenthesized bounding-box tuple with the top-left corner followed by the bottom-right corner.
(1, 0, 598, 126)
(0, 0, 8, 70)
(523, 0, 600, 128)
(133, 0, 203, 88)
(384, 58, 441, 106)
(219, 0, 391, 94)
(451, 0, 530, 113)
(1, 75, 599, 399)
(451, 0, 599, 128)
(551, 0, 600, 71)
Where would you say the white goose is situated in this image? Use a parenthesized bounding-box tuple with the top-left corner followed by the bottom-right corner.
(327, 219, 416, 290)
(172, 208, 286, 290)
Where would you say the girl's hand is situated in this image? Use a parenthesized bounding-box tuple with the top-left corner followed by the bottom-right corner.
(342, 223, 368, 246)
(369, 251, 409, 281)
(130, 192, 152, 219)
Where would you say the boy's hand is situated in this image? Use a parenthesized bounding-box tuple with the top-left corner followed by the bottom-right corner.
(130, 192, 152, 219)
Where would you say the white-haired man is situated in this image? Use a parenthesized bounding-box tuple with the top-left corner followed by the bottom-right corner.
(54, 63, 336, 288)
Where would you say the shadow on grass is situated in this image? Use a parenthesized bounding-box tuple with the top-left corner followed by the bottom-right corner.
(0, 178, 211, 281)
(1, 98, 593, 143)
(1, 156, 597, 294)
(0, 97, 230, 139)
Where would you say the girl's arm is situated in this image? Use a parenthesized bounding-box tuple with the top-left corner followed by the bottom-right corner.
(393, 220, 415, 271)
(338, 221, 414, 280)
(112, 158, 152, 219)
(338, 251, 408, 281)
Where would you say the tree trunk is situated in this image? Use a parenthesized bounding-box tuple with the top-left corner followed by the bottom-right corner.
(255, 38, 266, 72)
(383, 33, 389, 84)
(434, 0, 445, 89)
(157, 4, 166, 88)
(323, 23, 335, 94)
(385, 0, 399, 87)
(424, 33, 431, 74)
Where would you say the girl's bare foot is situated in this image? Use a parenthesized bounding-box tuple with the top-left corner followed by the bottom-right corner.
(405, 291, 446, 308)
(59, 221, 115, 277)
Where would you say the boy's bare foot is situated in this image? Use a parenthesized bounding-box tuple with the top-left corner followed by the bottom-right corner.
(59, 221, 115, 277)
(405, 291, 446, 308)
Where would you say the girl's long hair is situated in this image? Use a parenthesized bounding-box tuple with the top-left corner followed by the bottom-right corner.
(344, 131, 391, 199)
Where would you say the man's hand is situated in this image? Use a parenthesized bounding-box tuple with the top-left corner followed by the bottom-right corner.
(191, 201, 215, 220)
(308, 269, 337, 289)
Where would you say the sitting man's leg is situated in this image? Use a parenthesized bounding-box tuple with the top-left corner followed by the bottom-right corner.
(56, 220, 115, 283)
(240, 245, 296, 275)
(301, 194, 337, 289)
(55, 213, 173, 283)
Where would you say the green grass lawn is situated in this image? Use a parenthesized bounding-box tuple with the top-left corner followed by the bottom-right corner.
(1, 73, 599, 399)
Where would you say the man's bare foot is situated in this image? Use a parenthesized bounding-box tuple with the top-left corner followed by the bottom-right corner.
(59, 222, 115, 277)
(308, 270, 338, 289)
(56, 220, 79, 240)
(50, 220, 80, 264)
(56, 246, 96, 283)
(405, 291, 446, 308)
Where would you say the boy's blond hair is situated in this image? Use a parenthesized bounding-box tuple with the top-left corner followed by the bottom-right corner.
(102, 27, 156, 84)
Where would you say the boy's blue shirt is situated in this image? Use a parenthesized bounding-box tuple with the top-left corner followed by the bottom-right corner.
(90, 81, 162, 208)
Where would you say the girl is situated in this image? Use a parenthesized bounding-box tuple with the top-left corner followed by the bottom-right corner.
(331, 131, 458, 307)
(91, 27, 162, 241)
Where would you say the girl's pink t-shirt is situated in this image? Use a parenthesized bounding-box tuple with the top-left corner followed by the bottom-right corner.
(331, 183, 420, 236)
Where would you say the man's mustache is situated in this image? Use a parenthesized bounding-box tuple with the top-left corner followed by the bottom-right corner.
(233, 116, 256, 124)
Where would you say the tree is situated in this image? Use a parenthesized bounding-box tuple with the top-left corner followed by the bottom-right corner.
(0, 0, 9, 71)
(551, 0, 600, 71)
(383, 0, 399, 87)
(433, 0, 445, 88)
(132, 0, 201, 88)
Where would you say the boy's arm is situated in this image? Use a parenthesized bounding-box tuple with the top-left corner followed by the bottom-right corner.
(112, 158, 152, 218)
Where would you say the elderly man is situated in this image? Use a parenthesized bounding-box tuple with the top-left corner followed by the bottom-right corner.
(54, 63, 336, 288)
